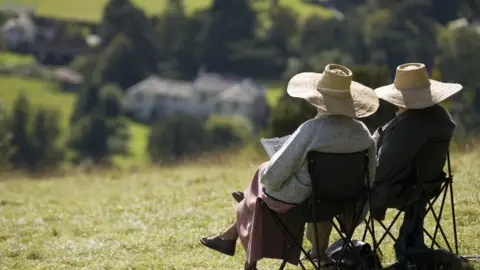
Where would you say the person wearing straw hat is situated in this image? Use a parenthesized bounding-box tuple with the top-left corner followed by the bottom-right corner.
(200, 64, 379, 269)
(370, 63, 463, 261)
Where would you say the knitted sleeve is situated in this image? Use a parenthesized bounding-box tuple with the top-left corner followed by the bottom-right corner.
(259, 122, 313, 190)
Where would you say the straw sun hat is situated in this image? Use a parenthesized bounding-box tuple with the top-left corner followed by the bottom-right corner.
(375, 63, 463, 109)
(287, 64, 379, 118)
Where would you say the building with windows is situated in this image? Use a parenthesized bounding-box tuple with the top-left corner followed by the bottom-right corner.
(123, 72, 270, 127)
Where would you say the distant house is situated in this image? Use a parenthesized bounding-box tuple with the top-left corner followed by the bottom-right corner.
(1, 12, 35, 53)
(124, 73, 269, 127)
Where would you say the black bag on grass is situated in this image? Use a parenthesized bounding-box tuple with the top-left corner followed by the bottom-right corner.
(326, 239, 383, 269)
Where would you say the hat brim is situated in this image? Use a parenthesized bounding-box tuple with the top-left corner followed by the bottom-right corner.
(286, 72, 379, 118)
(375, 80, 463, 109)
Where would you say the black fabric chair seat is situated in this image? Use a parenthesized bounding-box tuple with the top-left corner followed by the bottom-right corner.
(264, 150, 373, 270)
(364, 139, 459, 260)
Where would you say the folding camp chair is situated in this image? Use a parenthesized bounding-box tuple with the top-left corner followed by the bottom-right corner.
(363, 139, 459, 258)
(262, 150, 375, 269)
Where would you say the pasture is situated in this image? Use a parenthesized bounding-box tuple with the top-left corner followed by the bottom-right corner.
(13, 0, 332, 22)
(0, 149, 480, 269)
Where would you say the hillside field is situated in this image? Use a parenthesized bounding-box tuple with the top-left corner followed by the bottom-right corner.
(14, 0, 332, 22)
(0, 149, 479, 269)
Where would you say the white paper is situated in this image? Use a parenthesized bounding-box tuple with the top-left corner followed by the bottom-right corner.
(260, 135, 291, 158)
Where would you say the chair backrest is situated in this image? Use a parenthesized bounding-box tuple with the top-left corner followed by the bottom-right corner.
(307, 150, 369, 202)
(414, 139, 451, 184)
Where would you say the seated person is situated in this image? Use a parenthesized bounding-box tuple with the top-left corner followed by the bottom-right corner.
(371, 63, 463, 261)
(200, 64, 379, 270)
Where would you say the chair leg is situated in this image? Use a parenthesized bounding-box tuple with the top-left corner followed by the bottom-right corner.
(426, 193, 454, 252)
(312, 221, 322, 269)
(429, 185, 449, 249)
(449, 180, 459, 255)
(331, 218, 369, 270)
(423, 228, 443, 249)
(265, 206, 317, 269)
(375, 209, 403, 249)
(362, 216, 370, 242)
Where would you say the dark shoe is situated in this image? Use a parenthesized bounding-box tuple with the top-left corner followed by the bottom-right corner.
(244, 262, 257, 270)
(200, 235, 236, 256)
(231, 191, 244, 203)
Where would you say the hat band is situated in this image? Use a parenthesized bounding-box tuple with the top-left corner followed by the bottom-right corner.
(317, 86, 351, 95)
(395, 82, 431, 91)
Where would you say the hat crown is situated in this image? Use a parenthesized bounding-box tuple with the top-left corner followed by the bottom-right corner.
(394, 63, 431, 90)
(317, 64, 352, 92)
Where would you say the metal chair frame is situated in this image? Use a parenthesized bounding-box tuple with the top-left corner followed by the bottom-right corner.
(362, 143, 459, 259)
(263, 150, 375, 269)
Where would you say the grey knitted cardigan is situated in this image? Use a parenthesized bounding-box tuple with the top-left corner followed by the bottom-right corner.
(260, 113, 376, 204)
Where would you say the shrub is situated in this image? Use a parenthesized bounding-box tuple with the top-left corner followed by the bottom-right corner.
(147, 115, 209, 162)
(205, 115, 253, 148)
(268, 95, 316, 137)
(8, 94, 64, 172)
(68, 113, 128, 164)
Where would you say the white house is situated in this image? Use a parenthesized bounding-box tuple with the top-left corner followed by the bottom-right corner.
(124, 73, 269, 126)
(1, 12, 36, 52)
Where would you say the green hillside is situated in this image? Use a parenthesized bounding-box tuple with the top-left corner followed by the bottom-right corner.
(14, 0, 332, 22)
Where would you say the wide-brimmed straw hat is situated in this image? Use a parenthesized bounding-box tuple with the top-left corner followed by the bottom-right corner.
(375, 63, 463, 109)
(286, 64, 379, 118)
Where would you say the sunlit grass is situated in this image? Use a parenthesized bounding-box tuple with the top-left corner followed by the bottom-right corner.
(14, 0, 332, 22)
(0, 52, 36, 65)
(0, 150, 479, 269)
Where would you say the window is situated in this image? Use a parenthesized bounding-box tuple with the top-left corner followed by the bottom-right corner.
(215, 103, 222, 113)
(231, 102, 239, 112)
(135, 92, 144, 102)
(199, 92, 207, 102)
(155, 95, 164, 103)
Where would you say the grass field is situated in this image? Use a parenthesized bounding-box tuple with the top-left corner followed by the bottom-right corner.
(0, 149, 479, 269)
(0, 52, 35, 65)
(14, 0, 332, 22)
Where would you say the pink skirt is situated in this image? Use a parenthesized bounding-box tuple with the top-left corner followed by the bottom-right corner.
(236, 162, 306, 265)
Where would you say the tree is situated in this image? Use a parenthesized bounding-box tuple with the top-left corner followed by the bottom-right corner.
(69, 82, 130, 164)
(437, 26, 480, 131)
(268, 4, 299, 53)
(368, 0, 438, 73)
(155, 0, 202, 79)
(30, 108, 64, 171)
(201, 0, 257, 74)
(0, 102, 12, 170)
(70, 83, 101, 123)
(8, 94, 64, 172)
(147, 115, 209, 162)
(9, 93, 35, 169)
(93, 34, 146, 89)
(99, 83, 123, 118)
(68, 114, 111, 164)
(99, 0, 160, 84)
